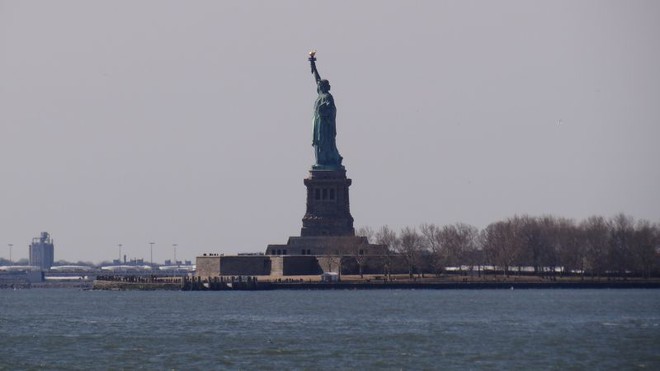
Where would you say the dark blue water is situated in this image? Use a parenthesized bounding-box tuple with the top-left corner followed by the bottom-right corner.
(1, 289, 659, 370)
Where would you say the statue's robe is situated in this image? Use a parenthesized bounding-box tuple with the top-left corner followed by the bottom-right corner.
(313, 91, 343, 168)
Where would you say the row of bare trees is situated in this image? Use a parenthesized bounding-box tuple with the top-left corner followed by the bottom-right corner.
(357, 213, 660, 278)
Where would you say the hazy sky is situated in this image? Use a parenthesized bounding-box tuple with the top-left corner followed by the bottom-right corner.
(1, 1, 659, 263)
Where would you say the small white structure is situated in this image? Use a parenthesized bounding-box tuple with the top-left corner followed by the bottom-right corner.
(321, 272, 339, 282)
(100, 265, 152, 272)
(50, 265, 94, 272)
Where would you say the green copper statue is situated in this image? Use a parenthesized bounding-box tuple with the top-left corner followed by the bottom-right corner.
(309, 51, 343, 170)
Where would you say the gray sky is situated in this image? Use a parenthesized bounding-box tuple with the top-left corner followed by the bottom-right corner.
(1, 1, 659, 264)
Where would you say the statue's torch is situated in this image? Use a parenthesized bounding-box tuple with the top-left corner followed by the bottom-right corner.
(309, 50, 317, 74)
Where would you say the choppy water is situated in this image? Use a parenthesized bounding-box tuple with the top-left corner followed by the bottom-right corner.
(1, 289, 659, 370)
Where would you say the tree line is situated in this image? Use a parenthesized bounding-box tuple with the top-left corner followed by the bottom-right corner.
(357, 213, 660, 279)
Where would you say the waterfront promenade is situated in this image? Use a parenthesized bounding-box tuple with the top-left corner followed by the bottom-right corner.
(91, 274, 660, 291)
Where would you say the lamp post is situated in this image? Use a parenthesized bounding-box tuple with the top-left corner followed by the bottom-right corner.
(8, 244, 13, 265)
(149, 242, 155, 266)
(118, 244, 122, 263)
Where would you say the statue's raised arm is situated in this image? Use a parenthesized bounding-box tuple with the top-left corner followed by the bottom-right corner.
(309, 51, 321, 83)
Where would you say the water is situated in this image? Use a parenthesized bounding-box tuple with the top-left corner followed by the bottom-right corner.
(1, 289, 659, 370)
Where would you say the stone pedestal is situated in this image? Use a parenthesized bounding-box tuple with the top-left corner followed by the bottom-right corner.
(263, 167, 386, 275)
(301, 169, 355, 237)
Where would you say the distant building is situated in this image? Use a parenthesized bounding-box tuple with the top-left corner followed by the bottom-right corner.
(29, 232, 54, 271)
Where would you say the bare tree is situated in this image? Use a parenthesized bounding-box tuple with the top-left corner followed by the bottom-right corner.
(538, 216, 561, 276)
(375, 225, 398, 280)
(580, 216, 609, 279)
(398, 226, 423, 278)
(482, 220, 519, 277)
(437, 223, 479, 275)
(631, 219, 658, 278)
(554, 217, 581, 277)
(318, 237, 346, 279)
(464, 235, 485, 277)
(608, 213, 635, 277)
(510, 215, 554, 274)
(353, 226, 375, 278)
(357, 226, 375, 243)
(420, 223, 444, 275)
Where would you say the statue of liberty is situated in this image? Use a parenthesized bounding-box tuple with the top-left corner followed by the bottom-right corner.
(308, 51, 343, 169)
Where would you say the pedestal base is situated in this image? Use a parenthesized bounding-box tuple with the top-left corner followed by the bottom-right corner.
(301, 169, 354, 237)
